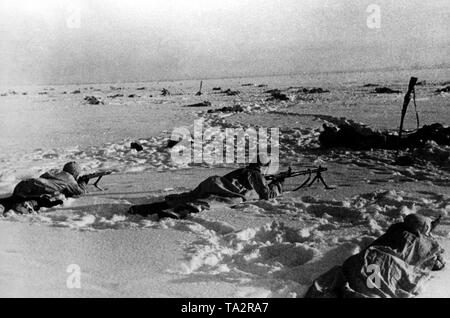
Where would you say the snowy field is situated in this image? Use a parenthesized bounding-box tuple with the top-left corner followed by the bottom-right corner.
(0, 68, 449, 297)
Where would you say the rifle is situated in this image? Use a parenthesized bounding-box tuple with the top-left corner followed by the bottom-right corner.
(431, 215, 442, 233)
(78, 170, 114, 191)
(265, 166, 334, 191)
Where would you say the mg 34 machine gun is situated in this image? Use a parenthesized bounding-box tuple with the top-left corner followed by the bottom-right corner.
(265, 166, 334, 191)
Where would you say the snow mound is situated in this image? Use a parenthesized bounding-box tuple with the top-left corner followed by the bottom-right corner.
(172, 221, 321, 297)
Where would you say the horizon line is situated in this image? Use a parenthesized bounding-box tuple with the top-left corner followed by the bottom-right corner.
(2, 64, 449, 88)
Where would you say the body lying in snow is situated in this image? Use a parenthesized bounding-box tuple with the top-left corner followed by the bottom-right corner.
(0, 162, 87, 215)
(129, 157, 283, 219)
(306, 214, 445, 298)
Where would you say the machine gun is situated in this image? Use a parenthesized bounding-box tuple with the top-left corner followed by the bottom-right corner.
(265, 166, 334, 191)
(78, 170, 115, 191)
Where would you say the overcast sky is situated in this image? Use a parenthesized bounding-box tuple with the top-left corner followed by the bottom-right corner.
(0, 0, 449, 85)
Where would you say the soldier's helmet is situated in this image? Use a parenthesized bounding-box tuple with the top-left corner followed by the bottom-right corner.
(63, 162, 82, 180)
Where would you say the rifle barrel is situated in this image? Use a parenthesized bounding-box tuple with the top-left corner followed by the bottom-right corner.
(431, 215, 442, 231)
